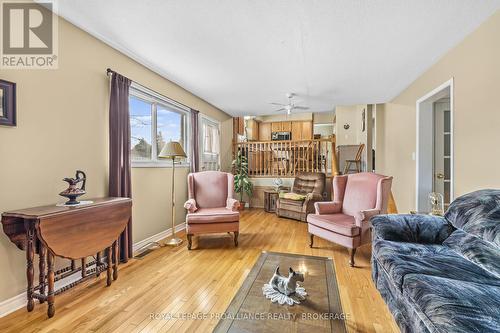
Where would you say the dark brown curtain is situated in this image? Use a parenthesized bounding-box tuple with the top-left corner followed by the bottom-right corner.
(109, 72, 132, 262)
(190, 109, 200, 173)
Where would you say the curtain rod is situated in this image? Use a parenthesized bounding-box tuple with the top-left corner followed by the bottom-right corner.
(106, 68, 194, 112)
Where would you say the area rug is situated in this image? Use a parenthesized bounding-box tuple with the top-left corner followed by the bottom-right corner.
(213, 251, 347, 333)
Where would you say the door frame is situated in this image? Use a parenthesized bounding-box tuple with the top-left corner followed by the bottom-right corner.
(415, 78, 454, 211)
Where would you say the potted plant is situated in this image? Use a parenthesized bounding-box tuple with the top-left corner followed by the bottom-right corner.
(232, 151, 253, 210)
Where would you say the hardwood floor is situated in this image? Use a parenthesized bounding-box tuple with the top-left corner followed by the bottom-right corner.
(0, 209, 399, 333)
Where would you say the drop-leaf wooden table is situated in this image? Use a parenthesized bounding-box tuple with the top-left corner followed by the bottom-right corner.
(1, 197, 132, 318)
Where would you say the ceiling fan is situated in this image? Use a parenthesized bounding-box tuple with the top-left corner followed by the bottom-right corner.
(270, 93, 309, 115)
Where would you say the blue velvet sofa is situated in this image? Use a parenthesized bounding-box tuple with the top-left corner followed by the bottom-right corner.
(371, 189, 500, 333)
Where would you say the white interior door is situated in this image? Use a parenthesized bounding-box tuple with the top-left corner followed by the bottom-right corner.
(433, 99, 451, 208)
(200, 117, 220, 171)
(416, 79, 453, 212)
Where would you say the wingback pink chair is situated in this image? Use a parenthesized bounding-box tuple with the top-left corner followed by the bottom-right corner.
(307, 172, 392, 267)
(184, 171, 240, 250)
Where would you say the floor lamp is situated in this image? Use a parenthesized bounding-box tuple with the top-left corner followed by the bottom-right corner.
(159, 141, 186, 246)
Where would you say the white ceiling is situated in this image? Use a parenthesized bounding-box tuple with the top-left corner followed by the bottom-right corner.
(54, 1, 500, 116)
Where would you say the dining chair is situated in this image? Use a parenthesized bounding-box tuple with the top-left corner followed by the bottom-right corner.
(343, 143, 365, 174)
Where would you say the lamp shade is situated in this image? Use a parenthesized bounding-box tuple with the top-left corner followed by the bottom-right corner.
(158, 141, 186, 159)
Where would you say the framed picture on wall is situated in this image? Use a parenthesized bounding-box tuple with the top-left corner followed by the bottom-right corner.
(361, 108, 366, 132)
(0, 79, 16, 127)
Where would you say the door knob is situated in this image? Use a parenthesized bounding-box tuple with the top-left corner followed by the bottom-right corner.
(436, 173, 444, 179)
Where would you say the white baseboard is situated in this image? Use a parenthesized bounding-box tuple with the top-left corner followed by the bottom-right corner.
(132, 222, 186, 254)
(0, 292, 26, 318)
(0, 223, 186, 318)
(0, 265, 83, 318)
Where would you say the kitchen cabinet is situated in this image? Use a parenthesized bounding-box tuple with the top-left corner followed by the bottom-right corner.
(259, 122, 272, 141)
(261, 120, 311, 140)
(234, 117, 245, 136)
(281, 121, 292, 132)
(291, 121, 312, 140)
(301, 121, 313, 140)
(271, 121, 291, 132)
(246, 119, 259, 141)
(291, 121, 302, 140)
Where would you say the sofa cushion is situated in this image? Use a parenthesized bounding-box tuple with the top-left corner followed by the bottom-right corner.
(292, 172, 325, 196)
(278, 198, 305, 211)
(372, 214, 453, 244)
(373, 240, 500, 292)
(282, 192, 306, 201)
(443, 229, 500, 279)
(307, 213, 359, 237)
(403, 274, 500, 333)
(187, 208, 239, 224)
(445, 189, 500, 245)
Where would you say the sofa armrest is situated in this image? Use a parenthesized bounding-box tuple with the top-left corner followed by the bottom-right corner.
(371, 214, 453, 244)
(184, 199, 198, 213)
(226, 198, 240, 211)
(302, 193, 322, 214)
(314, 201, 342, 215)
(355, 209, 381, 226)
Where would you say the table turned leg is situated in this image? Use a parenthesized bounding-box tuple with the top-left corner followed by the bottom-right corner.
(122, 225, 129, 263)
(81, 257, 87, 278)
(112, 241, 118, 281)
(47, 251, 55, 318)
(24, 221, 35, 312)
(96, 251, 102, 277)
(106, 247, 112, 286)
(38, 244, 46, 303)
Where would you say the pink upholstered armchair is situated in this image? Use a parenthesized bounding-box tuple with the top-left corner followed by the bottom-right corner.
(184, 171, 240, 250)
(307, 172, 392, 266)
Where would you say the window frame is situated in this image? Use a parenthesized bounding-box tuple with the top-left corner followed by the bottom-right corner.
(129, 83, 191, 168)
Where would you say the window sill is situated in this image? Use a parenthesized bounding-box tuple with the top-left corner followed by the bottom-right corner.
(132, 161, 190, 168)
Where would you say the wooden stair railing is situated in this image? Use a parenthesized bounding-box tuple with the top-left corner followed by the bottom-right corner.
(233, 137, 339, 177)
(388, 192, 398, 214)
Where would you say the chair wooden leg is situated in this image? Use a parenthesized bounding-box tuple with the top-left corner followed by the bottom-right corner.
(187, 234, 193, 250)
(348, 248, 357, 267)
(234, 232, 239, 247)
(356, 161, 361, 173)
(343, 161, 350, 175)
(309, 233, 314, 248)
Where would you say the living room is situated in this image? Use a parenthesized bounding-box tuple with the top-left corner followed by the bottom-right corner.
(0, 1, 499, 333)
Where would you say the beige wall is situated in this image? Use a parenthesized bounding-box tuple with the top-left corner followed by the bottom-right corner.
(335, 105, 367, 146)
(0, 13, 231, 302)
(376, 10, 500, 213)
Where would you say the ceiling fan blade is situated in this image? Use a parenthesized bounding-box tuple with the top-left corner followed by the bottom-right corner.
(270, 102, 286, 106)
(274, 108, 286, 112)
(293, 106, 310, 110)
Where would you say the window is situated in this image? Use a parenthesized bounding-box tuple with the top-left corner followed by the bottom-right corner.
(129, 85, 189, 166)
(200, 116, 220, 171)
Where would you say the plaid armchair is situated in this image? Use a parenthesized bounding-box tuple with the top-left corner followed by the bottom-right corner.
(276, 172, 326, 222)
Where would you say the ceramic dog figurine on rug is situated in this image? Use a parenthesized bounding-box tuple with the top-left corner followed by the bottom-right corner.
(269, 266, 305, 296)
